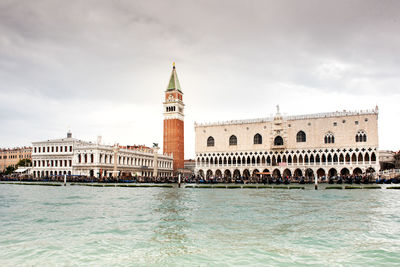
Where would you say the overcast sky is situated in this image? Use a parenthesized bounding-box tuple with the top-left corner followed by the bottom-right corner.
(0, 0, 399, 157)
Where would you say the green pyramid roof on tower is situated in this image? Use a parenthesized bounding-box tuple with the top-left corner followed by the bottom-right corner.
(166, 63, 182, 92)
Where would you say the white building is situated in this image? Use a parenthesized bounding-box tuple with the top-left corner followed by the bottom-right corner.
(73, 143, 173, 178)
(31, 132, 173, 178)
(31, 132, 86, 177)
(195, 107, 379, 180)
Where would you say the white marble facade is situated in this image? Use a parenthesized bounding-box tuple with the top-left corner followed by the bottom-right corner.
(73, 143, 173, 178)
(195, 107, 380, 179)
(31, 133, 173, 178)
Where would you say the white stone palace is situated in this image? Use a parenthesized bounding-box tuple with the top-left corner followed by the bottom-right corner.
(31, 132, 173, 178)
(73, 142, 173, 178)
(194, 106, 379, 180)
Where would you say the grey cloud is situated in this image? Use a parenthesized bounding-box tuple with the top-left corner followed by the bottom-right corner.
(0, 0, 400, 154)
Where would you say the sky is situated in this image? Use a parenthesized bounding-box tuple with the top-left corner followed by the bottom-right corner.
(0, 0, 399, 158)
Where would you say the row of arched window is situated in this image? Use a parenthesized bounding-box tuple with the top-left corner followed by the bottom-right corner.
(197, 151, 377, 167)
(76, 153, 172, 169)
(356, 130, 367, 142)
(166, 106, 176, 112)
(206, 130, 367, 147)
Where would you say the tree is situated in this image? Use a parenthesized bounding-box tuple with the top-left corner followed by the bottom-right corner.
(5, 166, 15, 175)
(16, 159, 32, 167)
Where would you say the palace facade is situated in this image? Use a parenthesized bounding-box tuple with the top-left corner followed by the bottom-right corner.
(31, 132, 173, 178)
(195, 107, 379, 179)
(73, 143, 173, 178)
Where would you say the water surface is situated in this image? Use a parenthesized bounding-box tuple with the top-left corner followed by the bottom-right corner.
(1, 184, 400, 266)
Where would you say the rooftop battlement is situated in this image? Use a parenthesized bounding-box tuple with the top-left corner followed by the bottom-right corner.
(195, 108, 378, 127)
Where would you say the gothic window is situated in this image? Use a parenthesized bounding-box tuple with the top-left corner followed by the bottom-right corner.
(296, 131, 306, 142)
(207, 136, 215, 147)
(274, 136, 283, 146)
(324, 133, 335, 144)
(254, 133, 262, 144)
(229, 135, 237, 146)
(355, 130, 367, 142)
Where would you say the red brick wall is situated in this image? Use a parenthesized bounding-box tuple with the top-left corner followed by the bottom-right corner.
(163, 119, 184, 171)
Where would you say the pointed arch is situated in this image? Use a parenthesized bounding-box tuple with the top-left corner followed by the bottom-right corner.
(339, 153, 344, 163)
(207, 136, 215, 147)
(371, 152, 376, 162)
(274, 136, 284, 146)
(252, 169, 260, 177)
(364, 153, 370, 162)
(333, 153, 338, 163)
(345, 153, 350, 163)
(294, 169, 302, 177)
(358, 153, 363, 162)
(299, 154, 303, 164)
(254, 133, 262, 144)
(283, 169, 292, 178)
(272, 155, 277, 166)
(296, 131, 306, 142)
(324, 132, 335, 144)
(229, 135, 237, 146)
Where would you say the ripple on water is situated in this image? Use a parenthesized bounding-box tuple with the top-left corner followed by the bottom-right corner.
(0, 184, 400, 266)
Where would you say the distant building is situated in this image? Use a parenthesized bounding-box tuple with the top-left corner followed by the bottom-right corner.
(379, 150, 396, 170)
(31, 132, 173, 178)
(195, 107, 379, 180)
(184, 159, 195, 171)
(31, 132, 85, 177)
(394, 151, 400, 169)
(73, 143, 173, 178)
(163, 63, 185, 173)
(0, 147, 32, 172)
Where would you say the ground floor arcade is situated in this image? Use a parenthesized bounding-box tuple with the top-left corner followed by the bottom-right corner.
(196, 165, 377, 180)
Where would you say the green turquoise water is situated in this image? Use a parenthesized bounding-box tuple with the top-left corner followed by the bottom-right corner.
(1, 184, 400, 266)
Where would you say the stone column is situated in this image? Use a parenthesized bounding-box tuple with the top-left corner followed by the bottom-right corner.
(113, 144, 119, 178)
(153, 145, 160, 178)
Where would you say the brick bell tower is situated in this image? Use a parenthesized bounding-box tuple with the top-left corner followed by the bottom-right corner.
(163, 62, 184, 173)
